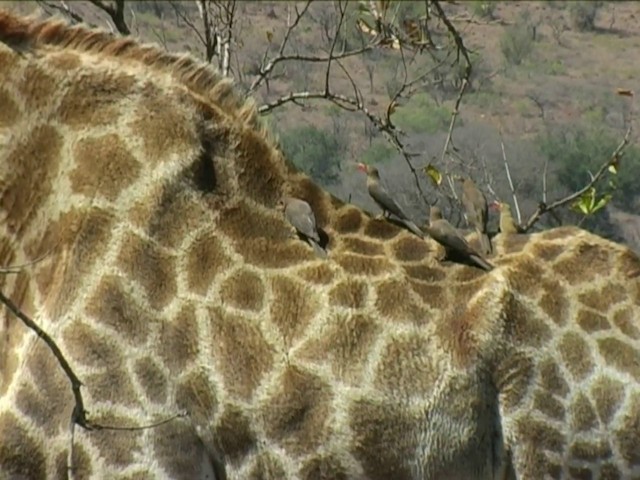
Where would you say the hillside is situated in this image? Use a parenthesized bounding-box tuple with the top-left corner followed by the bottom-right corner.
(5, 0, 640, 250)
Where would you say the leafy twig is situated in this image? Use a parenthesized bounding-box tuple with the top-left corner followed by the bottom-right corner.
(521, 125, 633, 232)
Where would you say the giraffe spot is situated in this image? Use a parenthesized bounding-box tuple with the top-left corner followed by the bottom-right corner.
(612, 307, 640, 340)
(236, 129, 287, 205)
(391, 235, 430, 262)
(186, 232, 233, 296)
(333, 206, 363, 233)
(553, 242, 613, 284)
(295, 263, 336, 285)
(403, 264, 446, 282)
(590, 377, 625, 426)
(538, 358, 570, 398)
(363, 218, 402, 240)
(349, 399, 415, 480)
(131, 177, 212, 250)
(14, 381, 64, 436)
(539, 280, 569, 326)
(46, 51, 82, 71)
(298, 313, 381, 385)
(375, 334, 438, 397)
(501, 233, 531, 255)
(576, 309, 611, 333)
(152, 419, 216, 479)
(85, 366, 140, 407)
(340, 236, 384, 256)
(220, 268, 265, 312)
(558, 332, 594, 381)
(533, 390, 565, 421)
(334, 253, 394, 277)
(158, 303, 200, 375)
(209, 308, 274, 401)
(328, 279, 369, 309)
(88, 411, 144, 467)
(58, 70, 134, 127)
(599, 463, 622, 480)
(117, 232, 177, 310)
(503, 295, 553, 348)
(260, 365, 332, 456)
(450, 265, 486, 282)
(0, 88, 20, 126)
(129, 83, 200, 163)
(570, 392, 598, 432)
(503, 257, 547, 297)
(87, 275, 153, 345)
(528, 241, 566, 262)
(569, 439, 612, 462)
(62, 319, 124, 368)
(214, 404, 256, 463)
(300, 455, 349, 480)
(218, 200, 288, 241)
(597, 338, 640, 381)
(0, 412, 46, 479)
(54, 443, 92, 479)
(21, 344, 70, 427)
(579, 284, 627, 312)
(270, 275, 318, 348)
(409, 281, 447, 310)
(617, 249, 640, 281)
(375, 278, 429, 325)
(494, 351, 536, 412)
(514, 416, 565, 453)
(70, 134, 142, 202)
(2, 124, 62, 236)
(235, 237, 315, 268)
(175, 369, 218, 423)
(134, 356, 168, 405)
(615, 393, 640, 466)
(17, 63, 56, 112)
(248, 452, 286, 479)
(273, 280, 318, 352)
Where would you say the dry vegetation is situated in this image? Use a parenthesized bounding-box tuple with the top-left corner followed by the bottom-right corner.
(5, 0, 640, 250)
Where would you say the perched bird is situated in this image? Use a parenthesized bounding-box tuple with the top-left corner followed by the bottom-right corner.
(356, 163, 424, 238)
(277, 196, 328, 258)
(458, 176, 492, 255)
(492, 201, 520, 235)
(425, 206, 494, 271)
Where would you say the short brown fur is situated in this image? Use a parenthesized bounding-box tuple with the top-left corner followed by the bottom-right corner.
(1, 10, 640, 480)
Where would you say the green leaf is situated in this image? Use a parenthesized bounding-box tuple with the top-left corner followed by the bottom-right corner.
(423, 164, 442, 186)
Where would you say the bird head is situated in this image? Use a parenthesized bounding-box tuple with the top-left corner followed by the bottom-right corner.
(489, 200, 502, 211)
(275, 197, 287, 211)
(429, 206, 443, 222)
(357, 163, 380, 179)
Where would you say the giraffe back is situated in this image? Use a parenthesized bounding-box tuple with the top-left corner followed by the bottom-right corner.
(0, 10, 639, 480)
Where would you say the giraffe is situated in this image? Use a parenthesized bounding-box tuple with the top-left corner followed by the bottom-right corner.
(0, 10, 639, 480)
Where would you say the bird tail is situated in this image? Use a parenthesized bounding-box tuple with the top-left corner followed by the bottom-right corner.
(470, 254, 494, 272)
(309, 239, 328, 259)
(478, 230, 492, 255)
(403, 220, 425, 239)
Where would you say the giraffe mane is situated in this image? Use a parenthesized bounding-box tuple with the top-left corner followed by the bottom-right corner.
(0, 9, 264, 135)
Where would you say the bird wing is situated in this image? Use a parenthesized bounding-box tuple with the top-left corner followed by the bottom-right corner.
(368, 183, 408, 220)
(286, 203, 320, 242)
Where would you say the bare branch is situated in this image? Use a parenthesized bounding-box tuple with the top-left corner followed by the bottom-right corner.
(88, 0, 130, 35)
(37, 1, 84, 23)
(248, 0, 313, 94)
(196, 0, 216, 62)
(500, 137, 522, 224)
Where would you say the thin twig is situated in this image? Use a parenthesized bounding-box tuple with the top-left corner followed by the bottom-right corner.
(521, 125, 633, 232)
(500, 137, 522, 223)
(88, 0, 130, 35)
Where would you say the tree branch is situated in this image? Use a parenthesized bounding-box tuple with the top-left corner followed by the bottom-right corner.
(88, 0, 130, 35)
(521, 124, 633, 232)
